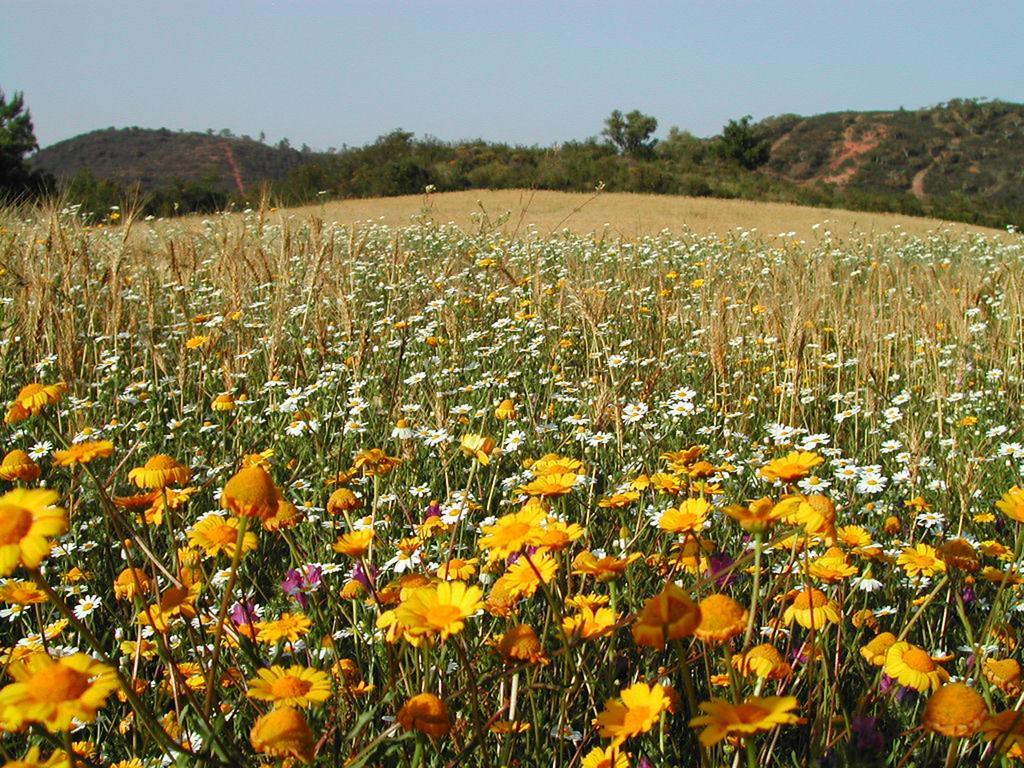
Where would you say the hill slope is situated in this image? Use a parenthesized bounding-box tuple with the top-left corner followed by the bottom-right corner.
(30, 127, 313, 193)
(764, 99, 1024, 207)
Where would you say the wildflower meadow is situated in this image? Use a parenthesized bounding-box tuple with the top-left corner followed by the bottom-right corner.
(0, 202, 1023, 767)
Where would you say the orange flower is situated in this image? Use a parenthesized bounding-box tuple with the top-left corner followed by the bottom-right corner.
(884, 641, 949, 692)
(783, 587, 841, 629)
(52, 440, 114, 467)
(497, 624, 548, 664)
(5, 382, 67, 424)
(220, 465, 280, 520)
(127, 455, 191, 490)
(326, 487, 363, 515)
(460, 433, 496, 465)
(690, 696, 802, 746)
(250, 706, 314, 763)
(572, 550, 640, 582)
(113, 567, 151, 600)
(0, 652, 119, 732)
(694, 594, 747, 644)
(332, 528, 374, 557)
(631, 583, 701, 649)
(759, 452, 823, 483)
(0, 488, 67, 576)
(923, 682, 988, 737)
(0, 450, 41, 482)
(397, 693, 450, 737)
(353, 448, 401, 477)
(595, 682, 671, 745)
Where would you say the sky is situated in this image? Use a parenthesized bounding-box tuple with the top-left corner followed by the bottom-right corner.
(3, 1, 1024, 151)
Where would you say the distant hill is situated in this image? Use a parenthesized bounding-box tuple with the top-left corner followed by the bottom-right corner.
(30, 127, 315, 194)
(763, 98, 1024, 209)
(26, 99, 1024, 228)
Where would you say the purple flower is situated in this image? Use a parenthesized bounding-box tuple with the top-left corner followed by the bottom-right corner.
(282, 565, 323, 609)
(352, 561, 378, 589)
(851, 715, 884, 752)
(709, 552, 737, 587)
(961, 587, 976, 606)
(230, 600, 258, 627)
(425, 500, 441, 519)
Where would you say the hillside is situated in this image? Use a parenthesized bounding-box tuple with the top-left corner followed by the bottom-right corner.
(27, 99, 1024, 228)
(764, 98, 1024, 208)
(30, 127, 313, 194)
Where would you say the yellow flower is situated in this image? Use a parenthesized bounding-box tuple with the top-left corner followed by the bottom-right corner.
(984, 658, 1022, 697)
(332, 528, 374, 557)
(127, 454, 191, 489)
(783, 587, 841, 629)
(250, 706, 314, 763)
(723, 496, 782, 533)
(759, 452, 823, 483)
(493, 551, 558, 600)
(494, 399, 517, 420)
(689, 696, 802, 746)
(247, 665, 332, 708)
(884, 641, 949, 692)
(437, 557, 478, 581)
(981, 710, 1024, 756)
(996, 486, 1024, 523)
(0, 488, 67, 575)
(0, 653, 119, 732)
(659, 498, 712, 535)
(185, 335, 209, 350)
(517, 472, 578, 498)
(581, 745, 630, 768)
(479, 505, 547, 562)
(397, 693, 450, 737)
(211, 393, 235, 411)
(112, 567, 151, 601)
(595, 682, 671, 745)
(572, 550, 640, 582)
(0, 450, 41, 483)
(562, 606, 618, 641)
(0, 746, 70, 768)
(52, 440, 114, 467)
(807, 547, 857, 582)
(395, 581, 483, 644)
(187, 515, 258, 558)
(694, 593, 748, 644)
(923, 682, 988, 737)
(137, 585, 199, 632)
(0, 579, 47, 605)
(256, 612, 312, 644)
(732, 644, 792, 680)
(496, 623, 548, 664)
(598, 491, 640, 509)
(631, 582, 701, 649)
(326, 487, 363, 515)
(5, 382, 67, 424)
(897, 543, 946, 578)
(353, 448, 402, 476)
(860, 632, 897, 666)
(460, 433, 496, 464)
(220, 464, 280, 520)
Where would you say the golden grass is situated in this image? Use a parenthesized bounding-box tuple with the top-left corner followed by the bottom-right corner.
(279, 189, 1003, 240)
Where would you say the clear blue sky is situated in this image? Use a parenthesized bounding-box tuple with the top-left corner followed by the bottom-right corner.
(3, 0, 1023, 150)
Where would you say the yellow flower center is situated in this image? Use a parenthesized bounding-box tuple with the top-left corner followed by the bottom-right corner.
(271, 675, 312, 699)
(0, 504, 33, 545)
(429, 604, 465, 628)
(622, 705, 652, 732)
(31, 664, 91, 702)
(206, 523, 237, 545)
(902, 647, 935, 672)
(733, 702, 771, 724)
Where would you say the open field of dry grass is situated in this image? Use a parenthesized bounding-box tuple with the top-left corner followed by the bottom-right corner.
(278, 189, 1004, 241)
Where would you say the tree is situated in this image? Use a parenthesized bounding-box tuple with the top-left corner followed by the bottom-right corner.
(1, 89, 49, 199)
(717, 115, 770, 170)
(602, 109, 658, 158)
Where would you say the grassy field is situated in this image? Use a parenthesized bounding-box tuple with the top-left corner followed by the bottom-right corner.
(285, 188, 1005, 241)
(0, 200, 1021, 767)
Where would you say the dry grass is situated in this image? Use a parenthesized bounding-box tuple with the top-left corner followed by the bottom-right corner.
(274, 189, 1003, 241)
